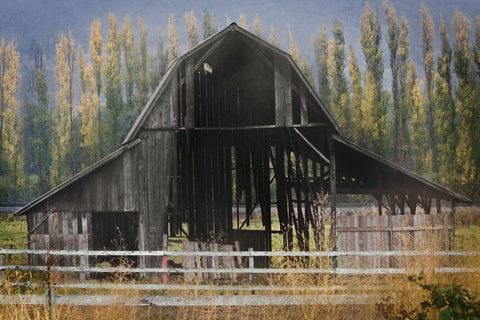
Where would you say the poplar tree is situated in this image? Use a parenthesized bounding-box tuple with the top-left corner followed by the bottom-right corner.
(51, 31, 75, 185)
(383, 1, 400, 162)
(360, 1, 385, 155)
(33, 49, 51, 194)
(452, 9, 478, 196)
(119, 15, 136, 125)
(89, 18, 103, 97)
(137, 15, 149, 109)
(397, 14, 410, 167)
(409, 62, 426, 172)
(78, 45, 86, 95)
(78, 62, 100, 168)
(0, 39, 22, 198)
(203, 10, 218, 40)
(253, 13, 263, 38)
(103, 13, 123, 153)
(420, 3, 438, 179)
(328, 20, 351, 136)
(300, 57, 314, 85)
(239, 14, 248, 30)
(268, 24, 280, 47)
(149, 26, 167, 92)
(287, 24, 301, 65)
(312, 24, 331, 108)
(167, 14, 179, 66)
(348, 44, 366, 145)
(435, 13, 456, 187)
(185, 10, 199, 50)
(225, 14, 231, 26)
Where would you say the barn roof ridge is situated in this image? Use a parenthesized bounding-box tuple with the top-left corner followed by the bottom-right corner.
(122, 23, 343, 144)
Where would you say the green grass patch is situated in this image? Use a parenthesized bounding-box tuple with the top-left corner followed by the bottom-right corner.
(0, 213, 27, 249)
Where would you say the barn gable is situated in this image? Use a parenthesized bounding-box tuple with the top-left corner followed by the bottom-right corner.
(124, 23, 343, 143)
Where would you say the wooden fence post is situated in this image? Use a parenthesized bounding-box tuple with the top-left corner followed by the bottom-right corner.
(248, 247, 254, 288)
(162, 234, 168, 284)
(0, 246, 5, 283)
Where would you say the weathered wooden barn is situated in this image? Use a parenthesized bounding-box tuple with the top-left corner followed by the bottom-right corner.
(16, 23, 468, 267)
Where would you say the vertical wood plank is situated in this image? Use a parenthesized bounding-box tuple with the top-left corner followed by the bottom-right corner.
(185, 57, 195, 128)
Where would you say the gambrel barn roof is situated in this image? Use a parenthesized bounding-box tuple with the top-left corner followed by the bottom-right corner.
(16, 22, 469, 219)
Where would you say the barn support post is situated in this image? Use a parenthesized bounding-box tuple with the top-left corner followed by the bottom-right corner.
(185, 57, 195, 128)
(274, 55, 292, 127)
(328, 132, 337, 259)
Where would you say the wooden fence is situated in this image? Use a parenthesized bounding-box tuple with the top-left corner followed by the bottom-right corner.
(0, 248, 479, 308)
(337, 213, 454, 268)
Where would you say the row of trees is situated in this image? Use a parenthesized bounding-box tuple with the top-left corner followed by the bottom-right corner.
(312, 2, 480, 199)
(0, 3, 479, 202)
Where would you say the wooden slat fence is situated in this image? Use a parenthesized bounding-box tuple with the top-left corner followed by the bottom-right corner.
(337, 213, 454, 268)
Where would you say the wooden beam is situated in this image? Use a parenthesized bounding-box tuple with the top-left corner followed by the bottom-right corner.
(242, 40, 273, 69)
(29, 207, 56, 235)
(293, 128, 330, 164)
(274, 56, 292, 127)
(300, 93, 308, 125)
(185, 57, 195, 128)
(193, 38, 225, 71)
(328, 133, 337, 253)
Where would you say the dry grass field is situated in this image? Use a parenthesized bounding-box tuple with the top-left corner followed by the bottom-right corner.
(0, 207, 479, 319)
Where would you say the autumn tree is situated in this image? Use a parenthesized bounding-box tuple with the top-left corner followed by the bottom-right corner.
(89, 18, 103, 97)
(167, 14, 179, 65)
(51, 31, 75, 185)
(420, 3, 438, 179)
(435, 13, 456, 187)
(137, 15, 149, 109)
(239, 14, 248, 30)
(103, 13, 123, 153)
(185, 10, 199, 49)
(408, 62, 426, 172)
(78, 61, 100, 168)
(119, 15, 136, 127)
(0, 39, 22, 199)
(383, 1, 400, 162)
(328, 20, 351, 136)
(312, 24, 331, 108)
(360, 1, 385, 155)
(33, 47, 51, 194)
(397, 14, 410, 167)
(253, 13, 263, 38)
(452, 9, 478, 197)
(348, 44, 365, 145)
(269, 24, 280, 47)
(149, 26, 167, 92)
(203, 10, 218, 40)
(287, 24, 301, 65)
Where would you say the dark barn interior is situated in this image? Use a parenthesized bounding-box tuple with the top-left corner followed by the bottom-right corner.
(17, 24, 469, 268)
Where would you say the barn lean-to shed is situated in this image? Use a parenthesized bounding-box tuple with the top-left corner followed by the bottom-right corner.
(16, 23, 469, 268)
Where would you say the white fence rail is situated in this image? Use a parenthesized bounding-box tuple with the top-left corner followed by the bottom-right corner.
(1, 248, 479, 276)
(1, 249, 479, 308)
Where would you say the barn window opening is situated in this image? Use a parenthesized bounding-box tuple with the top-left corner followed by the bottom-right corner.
(91, 212, 139, 266)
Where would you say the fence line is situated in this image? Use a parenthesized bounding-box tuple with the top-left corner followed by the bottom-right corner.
(2, 248, 480, 257)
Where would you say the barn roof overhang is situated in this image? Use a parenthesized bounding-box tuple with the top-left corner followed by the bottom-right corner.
(122, 23, 343, 144)
(332, 135, 470, 202)
(14, 139, 141, 216)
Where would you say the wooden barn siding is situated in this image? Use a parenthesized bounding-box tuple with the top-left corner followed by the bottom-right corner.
(336, 213, 454, 268)
(29, 212, 90, 267)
